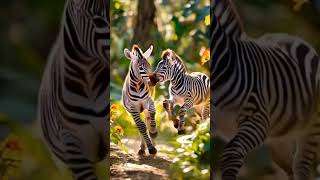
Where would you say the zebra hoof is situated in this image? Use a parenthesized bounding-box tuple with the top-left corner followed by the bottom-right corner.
(173, 121, 179, 129)
(150, 131, 158, 138)
(138, 149, 146, 156)
(163, 100, 170, 110)
(178, 129, 186, 135)
(148, 147, 157, 155)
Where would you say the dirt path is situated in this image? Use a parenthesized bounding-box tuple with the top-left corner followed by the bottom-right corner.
(110, 138, 174, 180)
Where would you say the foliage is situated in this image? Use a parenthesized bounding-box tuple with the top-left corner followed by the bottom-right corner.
(110, 103, 128, 153)
(0, 113, 73, 179)
(0, 135, 22, 179)
(0, 113, 108, 179)
(167, 121, 210, 180)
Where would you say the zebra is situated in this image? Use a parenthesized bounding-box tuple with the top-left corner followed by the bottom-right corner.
(151, 49, 210, 135)
(38, 0, 109, 179)
(122, 44, 158, 155)
(211, 0, 320, 179)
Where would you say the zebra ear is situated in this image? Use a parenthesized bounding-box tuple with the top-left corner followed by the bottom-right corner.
(167, 50, 176, 65)
(124, 49, 132, 60)
(143, 45, 153, 59)
(124, 48, 139, 61)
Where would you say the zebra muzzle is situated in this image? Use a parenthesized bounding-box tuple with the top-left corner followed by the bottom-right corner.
(148, 73, 159, 86)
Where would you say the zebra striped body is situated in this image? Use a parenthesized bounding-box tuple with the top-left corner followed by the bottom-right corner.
(153, 49, 210, 134)
(211, 0, 320, 179)
(122, 45, 158, 155)
(38, 0, 109, 179)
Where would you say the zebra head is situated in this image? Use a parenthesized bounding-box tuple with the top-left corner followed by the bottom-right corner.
(65, 0, 109, 60)
(152, 49, 184, 85)
(124, 45, 154, 85)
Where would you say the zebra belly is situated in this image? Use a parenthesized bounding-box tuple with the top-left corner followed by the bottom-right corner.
(173, 95, 185, 106)
(171, 93, 208, 106)
(123, 95, 151, 113)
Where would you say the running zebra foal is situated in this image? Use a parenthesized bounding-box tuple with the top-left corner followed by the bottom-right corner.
(211, 0, 320, 179)
(122, 45, 158, 155)
(151, 49, 210, 134)
(38, 0, 109, 179)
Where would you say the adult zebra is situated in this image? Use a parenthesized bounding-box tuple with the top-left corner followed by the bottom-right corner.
(38, 0, 109, 179)
(151, 49, 210, 134)
(122, 45, 158, 155)
(211, 0, 320, 179)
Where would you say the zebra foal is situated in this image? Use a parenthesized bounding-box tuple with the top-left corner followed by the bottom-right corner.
(38, 0, 109, 179)
(151, 49, 210, 134)
(122, 44, 158, 155)
(211, 0, 320, 179)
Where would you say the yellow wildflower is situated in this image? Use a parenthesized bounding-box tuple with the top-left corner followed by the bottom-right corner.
(110, 104, 118, 121)
(111, 104, 118, 111)
(199, 47, 210, 65)
(115, 126, 124, 135)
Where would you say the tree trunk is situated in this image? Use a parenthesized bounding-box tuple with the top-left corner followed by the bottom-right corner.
(132, 0, 156, 47)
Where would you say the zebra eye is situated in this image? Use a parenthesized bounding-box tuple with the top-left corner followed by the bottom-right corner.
(139, 66, 145, 71)
(92, 17, 107, 28)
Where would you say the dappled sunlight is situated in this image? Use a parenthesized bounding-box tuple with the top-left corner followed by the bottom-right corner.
(110, 0, 210, 178)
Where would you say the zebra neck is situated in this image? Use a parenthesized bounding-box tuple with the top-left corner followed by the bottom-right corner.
(62, 6, 92, 62)
(213, 0, 245, 38)
(127, 64, 145, 91)
(170, 67, 186, 88)
(211, 4, 235, 91)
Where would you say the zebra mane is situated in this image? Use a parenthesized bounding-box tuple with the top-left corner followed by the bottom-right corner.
(132, 44, 144, 59)
(162, 49, 186, 72)
(215, 0, 246, 38)
(226, 0, 244, 32)
(132, 44, 140, 51)
(161, 49, 171, 60)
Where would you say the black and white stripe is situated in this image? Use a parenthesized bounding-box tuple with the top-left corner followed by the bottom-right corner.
(211, 0, 320, 179)
(153, 49, 210, 134)
(122, 45, 158, 155)
(214, 0, 245, 39)
(38, 0, 109, 179)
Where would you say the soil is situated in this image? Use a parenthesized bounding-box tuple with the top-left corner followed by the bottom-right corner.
(110, 138, 174, 180)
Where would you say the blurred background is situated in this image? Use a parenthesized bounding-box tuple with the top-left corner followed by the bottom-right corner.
(212, 0, 320, 180)
(0, 0, 106, 179)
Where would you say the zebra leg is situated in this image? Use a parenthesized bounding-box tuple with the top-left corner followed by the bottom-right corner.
(60, 129, 97, 180)
(131, 111, 157, 155)
(177, 97, 193, 134)
(201, 101, 210, 121)
(163, 99, 179, 129)
(292, 134, 319, 180)
(221, 113, 268, 180)
(138, 135, 146, 155)
(147, 99, 158, 138)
